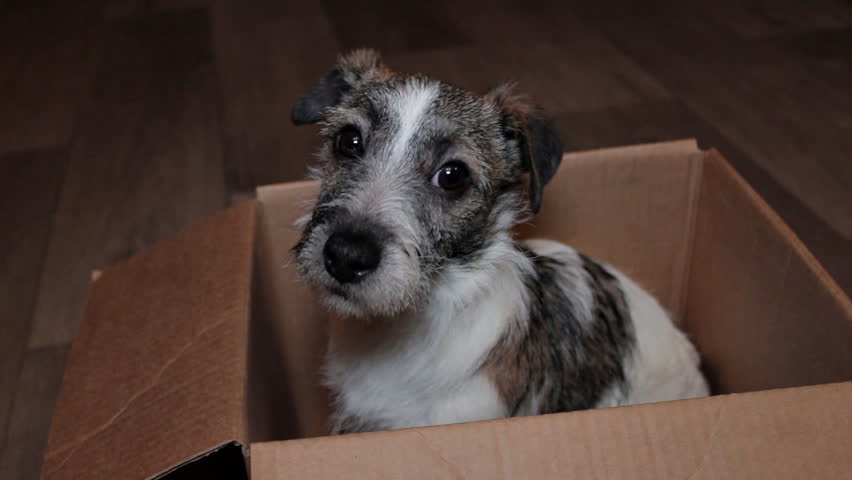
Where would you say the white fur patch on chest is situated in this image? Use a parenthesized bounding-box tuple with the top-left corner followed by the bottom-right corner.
(325, 246, 529, 429)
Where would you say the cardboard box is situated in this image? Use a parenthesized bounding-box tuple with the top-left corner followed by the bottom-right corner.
(40, 140, 851, 479)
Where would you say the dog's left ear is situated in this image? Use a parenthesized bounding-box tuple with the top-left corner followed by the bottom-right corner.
(292, 49, 390, 125)
(488, 83, 563, 214)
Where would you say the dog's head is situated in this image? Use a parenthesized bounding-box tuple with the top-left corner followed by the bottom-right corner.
(292, 49, 562, 318)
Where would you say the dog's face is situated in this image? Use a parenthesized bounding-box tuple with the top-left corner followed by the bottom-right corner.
(292, 50, 562, 318)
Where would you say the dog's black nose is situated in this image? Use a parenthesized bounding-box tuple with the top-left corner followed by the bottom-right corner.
(323, 230, 382, 284)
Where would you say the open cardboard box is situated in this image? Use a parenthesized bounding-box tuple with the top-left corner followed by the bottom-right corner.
(40, 140, 851, 479)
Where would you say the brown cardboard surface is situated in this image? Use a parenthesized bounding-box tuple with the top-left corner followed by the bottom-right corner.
(40, 202, 256, 480)
(685, 150, 852, 393)
(251, 382, 852, 480)
(250, 182, 331, 441)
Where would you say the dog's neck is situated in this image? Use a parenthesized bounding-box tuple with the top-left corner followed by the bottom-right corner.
(327, 233, 533, 377)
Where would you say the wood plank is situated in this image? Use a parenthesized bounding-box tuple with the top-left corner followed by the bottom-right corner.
(563, 1, 687, 20)
(0, 1, 104, 153)
(27, 10, 228, 348)
(104, 0, 208, 20)
(565, 0, 852, 36)
(383, 1, 669, 113)
(695, 0, 852, 38)
(320, 0, 471, 54)
(0, 149, 67, 449)
(0, 346, 70, 480)
(387, 42, 669, 116)
(0, 221, 53, 453)
(212, 0, 669, 189)
(767, 26, 852, 63)
(572, 12, 779, 73)
(0, 149, 68, 227)
(211, 1, 340, 190)
(388, 44, 670, 114)
(432, 0, 636, 47)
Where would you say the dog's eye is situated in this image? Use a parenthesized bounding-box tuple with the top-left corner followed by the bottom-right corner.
(335, 127, 364, 158)
(431, 161, 470, 191)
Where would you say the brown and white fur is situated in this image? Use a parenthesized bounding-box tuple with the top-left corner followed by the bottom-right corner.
(291, 50, 709, 434)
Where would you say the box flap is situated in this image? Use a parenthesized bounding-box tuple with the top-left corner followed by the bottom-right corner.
(249, 140, 706, 441)
(41, 202, 257, 480)
(251, 181, 331, 440)
(251, 382, 851, 479)
(685, 150, 852, 393)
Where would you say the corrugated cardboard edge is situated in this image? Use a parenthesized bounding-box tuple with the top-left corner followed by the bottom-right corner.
(702, 149, 852, 316)
(251, 382, 852, 479)
(675, 143, 705, 319)
(562, 137, 701, 160)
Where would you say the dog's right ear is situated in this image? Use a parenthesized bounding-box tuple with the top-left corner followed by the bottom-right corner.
(488, 83, 563, 214)
(292, 49, 389, 125)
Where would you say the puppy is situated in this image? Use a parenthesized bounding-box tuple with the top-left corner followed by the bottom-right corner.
(292, 50, 709, 434)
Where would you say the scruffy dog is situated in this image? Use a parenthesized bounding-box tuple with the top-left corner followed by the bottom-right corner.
(292, 50, 708, 434)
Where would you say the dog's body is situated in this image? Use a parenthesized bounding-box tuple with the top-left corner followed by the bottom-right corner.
(292, 50, 708, 434)
(324, 239, 707, 433)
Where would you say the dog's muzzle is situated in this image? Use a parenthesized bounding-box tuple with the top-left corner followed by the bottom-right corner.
(323, 229, 382, 284)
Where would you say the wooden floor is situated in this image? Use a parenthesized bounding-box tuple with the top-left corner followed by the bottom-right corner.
(1, 0, 850, 476)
